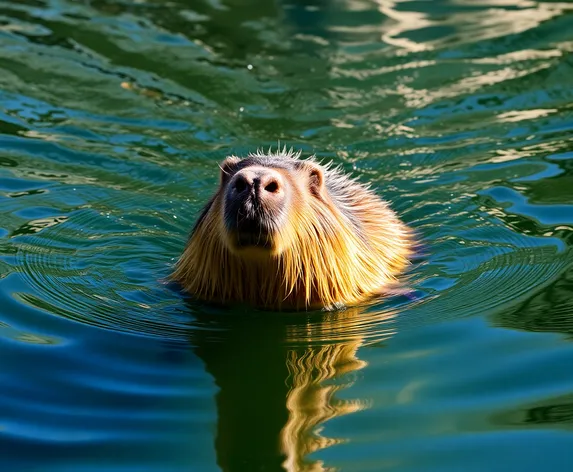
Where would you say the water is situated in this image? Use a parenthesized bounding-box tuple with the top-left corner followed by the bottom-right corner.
(1, 0, 573, 470)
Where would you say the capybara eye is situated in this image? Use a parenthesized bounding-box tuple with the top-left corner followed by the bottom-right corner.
(265, 181, 279, 193)
(234, 177, 247, 193)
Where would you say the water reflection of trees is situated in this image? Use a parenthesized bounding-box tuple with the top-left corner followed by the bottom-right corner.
(524, 152, 573, 206)
(494, 393, 573, 430)
(482, 159, 573, 336)
(494, 264, 573, 337)
(87, 0, 330, 57)
(479, 185, 573, 245)
(189, 306, 395, 472)
(523, 396, 573, 426)
(372, 0, 571, 52)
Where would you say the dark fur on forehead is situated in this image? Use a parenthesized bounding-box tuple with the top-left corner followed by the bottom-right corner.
(225, 149, 305, 176)
(242, 155, 297, 170)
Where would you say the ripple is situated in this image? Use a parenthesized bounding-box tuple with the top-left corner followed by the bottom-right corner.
(11, 194, 188, 339)
(12, 198, 408, 345)
(6, 177, 412, 345)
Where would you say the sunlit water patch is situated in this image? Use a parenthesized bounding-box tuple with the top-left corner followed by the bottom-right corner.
(1, 0, 573, 470)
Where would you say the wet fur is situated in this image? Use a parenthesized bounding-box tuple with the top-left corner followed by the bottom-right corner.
(172, 148, 412, 310)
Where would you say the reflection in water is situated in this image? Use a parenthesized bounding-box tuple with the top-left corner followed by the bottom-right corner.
(10, 215, 68, 238)
(190, 306, 395, 471)
(521, 395, 573, 427)
(494, 265, 573, 337)
(495, 392, 573, 429)
(281, 341, 368, 472)
(373, 0, 572, 53)
(374, 0, 433, 52)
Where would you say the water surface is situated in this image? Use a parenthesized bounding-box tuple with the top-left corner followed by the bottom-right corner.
(1, 0, 573, 470)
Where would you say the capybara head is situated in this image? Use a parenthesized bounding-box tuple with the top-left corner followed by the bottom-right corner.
(219, 154, 326, 256)
(173, 149, 412, 310)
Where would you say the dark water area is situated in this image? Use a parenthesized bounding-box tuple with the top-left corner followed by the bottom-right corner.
(1, 0, 573, 470)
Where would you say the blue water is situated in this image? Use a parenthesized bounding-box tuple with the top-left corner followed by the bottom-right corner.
(1, 0, 573, 470)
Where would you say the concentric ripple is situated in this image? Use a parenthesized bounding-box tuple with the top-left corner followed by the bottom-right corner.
(11, 189, 405, 344)
(11, 189, 189, 340)
(9, 168, 571, 344)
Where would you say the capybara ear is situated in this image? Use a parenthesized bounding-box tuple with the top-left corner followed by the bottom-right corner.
(297, 160, 325, 198)
(219, 156, 241, 185)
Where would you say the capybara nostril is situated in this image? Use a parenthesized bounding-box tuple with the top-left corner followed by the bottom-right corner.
(233, 175, 249, 194)
(264, 180, 279, 193)
(258, 170, 283, 195)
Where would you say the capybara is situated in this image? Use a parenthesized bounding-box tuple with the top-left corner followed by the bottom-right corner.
(173, 149, 411, 310)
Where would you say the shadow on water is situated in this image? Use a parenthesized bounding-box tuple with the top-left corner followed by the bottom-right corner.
(187, 304, 396, 472)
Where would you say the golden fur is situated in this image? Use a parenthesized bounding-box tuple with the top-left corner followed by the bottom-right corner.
(172, 148, 412, 310)
(281, 341, 368, 472)
(281, 307, 396, 471)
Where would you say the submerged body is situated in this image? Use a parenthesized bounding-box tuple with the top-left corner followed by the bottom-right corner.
(173, 149, 412, 310)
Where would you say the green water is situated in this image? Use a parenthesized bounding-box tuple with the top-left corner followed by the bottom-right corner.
(1, 0, 573, 470)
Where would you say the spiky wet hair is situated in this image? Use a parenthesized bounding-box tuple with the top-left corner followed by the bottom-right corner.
(172, 148, 411, 310)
